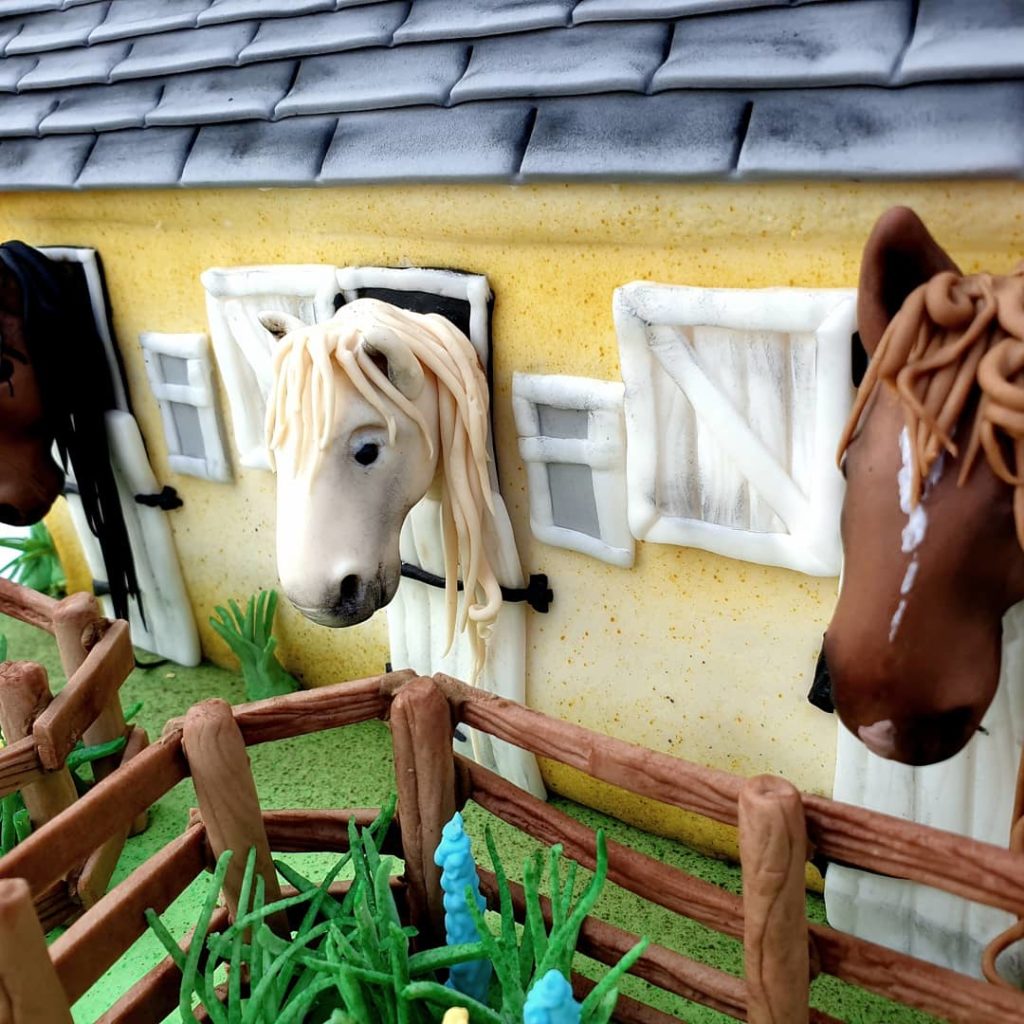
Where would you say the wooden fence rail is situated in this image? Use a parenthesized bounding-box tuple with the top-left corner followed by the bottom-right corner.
(2, 666, 1024, 1022)
(0, 580, 149, 933)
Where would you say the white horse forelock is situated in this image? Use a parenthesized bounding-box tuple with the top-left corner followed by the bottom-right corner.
(265, 299, 502, 677)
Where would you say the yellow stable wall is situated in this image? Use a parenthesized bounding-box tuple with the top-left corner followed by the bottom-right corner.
(4, 181, 1022, 860)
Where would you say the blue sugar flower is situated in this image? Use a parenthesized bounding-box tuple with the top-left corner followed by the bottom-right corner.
(523, 969, 581, 1024)
(434, 812, 492, 1003)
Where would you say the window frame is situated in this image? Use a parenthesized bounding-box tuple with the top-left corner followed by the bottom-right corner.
(512, 372, 633, 568)
(139, 330, 231, 483)
(614, 282, 855, 577)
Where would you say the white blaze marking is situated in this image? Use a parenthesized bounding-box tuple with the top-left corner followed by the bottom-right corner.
(890, 427, 944, 642)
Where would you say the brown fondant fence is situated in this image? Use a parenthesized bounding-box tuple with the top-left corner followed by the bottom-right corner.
(0, 666, 1023, 1022)
(0, 578, 144, 931)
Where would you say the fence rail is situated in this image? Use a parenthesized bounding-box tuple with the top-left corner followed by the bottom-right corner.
(0, 662, 1023, 1022)
(0, 580, 145, 931)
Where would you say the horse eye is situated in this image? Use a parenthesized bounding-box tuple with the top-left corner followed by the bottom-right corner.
(354, 442, 379, 466)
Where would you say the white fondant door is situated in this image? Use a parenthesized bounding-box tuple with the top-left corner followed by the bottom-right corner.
(825, 602, 1024, 981)
(388, 494, 545, 799)
(43, 247, 200, 666)
(64, 413, 201, 666)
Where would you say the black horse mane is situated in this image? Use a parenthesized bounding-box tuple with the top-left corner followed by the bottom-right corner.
(0, 241, 141, 623)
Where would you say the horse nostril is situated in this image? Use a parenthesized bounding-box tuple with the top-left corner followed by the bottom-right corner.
(339, 574, 360, 604)
(0, 504, 26, 526)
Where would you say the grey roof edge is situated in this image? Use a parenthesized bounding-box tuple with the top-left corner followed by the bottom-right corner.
(0, 83, 1021, 193)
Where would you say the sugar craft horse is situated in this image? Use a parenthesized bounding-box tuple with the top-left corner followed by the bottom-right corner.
(261, 298, 544, 796)
(823, 207, 1024, 980)
(826, 208, 1024, 766)
(0, 241, 139, 621)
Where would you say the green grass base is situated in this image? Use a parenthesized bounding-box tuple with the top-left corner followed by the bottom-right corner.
(0, 614, 935, 1023)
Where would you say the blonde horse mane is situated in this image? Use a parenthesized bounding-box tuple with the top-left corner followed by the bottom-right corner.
(265, 299, 502, 677)
(838, 268, 1024, 544)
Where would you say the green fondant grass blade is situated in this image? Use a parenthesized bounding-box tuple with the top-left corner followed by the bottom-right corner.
(407, 942, 488, 975)
(228, 848, 258, 1024)
(579, 937, 648, 1022)
(181, 850, 232, 1024)
(402, 981, 503, 1024)
(523, 851, 549, 972)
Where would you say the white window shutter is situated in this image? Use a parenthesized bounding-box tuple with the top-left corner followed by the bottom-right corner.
(201, 266, 339, 470)
(615, 282, 855, 576)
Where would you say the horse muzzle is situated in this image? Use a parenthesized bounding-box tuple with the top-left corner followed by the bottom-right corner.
(288, 567, 399, 628)
(846, 707, 979, 765)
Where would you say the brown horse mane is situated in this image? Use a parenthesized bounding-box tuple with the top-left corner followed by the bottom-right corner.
(838, 267, 1024, 545)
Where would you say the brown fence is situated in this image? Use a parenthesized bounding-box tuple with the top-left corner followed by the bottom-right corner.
(0, 667, 1023, 1022)
(0, 578, 145, 929)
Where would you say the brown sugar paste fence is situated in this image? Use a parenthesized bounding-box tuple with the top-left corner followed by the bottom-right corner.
(0, 577, 145, 931)
(1, 669, 1024, 1022)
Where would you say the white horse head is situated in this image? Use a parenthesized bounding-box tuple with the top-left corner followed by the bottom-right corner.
(261, 298, 502, 675)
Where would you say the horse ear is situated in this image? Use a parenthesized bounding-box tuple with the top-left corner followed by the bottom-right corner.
(258, 310, 306, 341)
(858, 207, 962, 356)
(360, 329, 425, 401)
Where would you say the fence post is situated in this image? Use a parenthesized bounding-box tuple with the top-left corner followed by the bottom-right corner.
(0, 877, 73, 1023)
(52, 593, 128, 784)
(73, 727, 151, 910)
(182, 699, 285, 933)
(390, 676, 456, 949)
(0, 663, 77, 829)
(739, 774, 810, 1024)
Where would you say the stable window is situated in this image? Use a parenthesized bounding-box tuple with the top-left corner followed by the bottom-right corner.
(512, 373, 633, 568)
(336, 265, 492, 370)
(139, 331, 230, 482)
(200, 265, 339, 470)
(615, 282, 855, 576)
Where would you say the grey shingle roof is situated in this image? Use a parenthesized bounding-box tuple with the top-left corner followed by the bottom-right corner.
(0, 0, 1019, 189)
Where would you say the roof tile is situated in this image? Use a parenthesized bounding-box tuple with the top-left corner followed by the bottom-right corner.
(110, 22, 257, 80)
(654, 1, 910, 90)
(147, 60, 296, 125)
(898, 0, 1024, 83)
(76, 125, 195, 187)
(0, 56, 39, 92)
(0, 89, 58, 136)
(39, 80, 162, 133)
(89, 0, 212, 44)
(6, 1, 109, 54)
(181, 114, 336, 184)
(738, 82, 1024, 178)
(573, 0, 784, 22)
(238, 3, 408, 62)
(198, 0, 334, 25)
(320, 101, 531, 182)
(277, 42, 467, 117)
(17, 39, 127, 89)
(0, 22, 26, 53)
(521, 91, 747, 179)
(393, 0, 574, 43)
(450, 23, 670, 103)
(0, 133, 94, 187)
(0, 1, 60, 13)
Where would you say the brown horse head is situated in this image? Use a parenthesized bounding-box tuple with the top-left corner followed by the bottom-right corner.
(0, 260, 64, 525)
(825, 207, 1024, 765)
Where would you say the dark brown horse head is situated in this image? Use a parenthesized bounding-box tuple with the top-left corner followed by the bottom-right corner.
(0, 260, 63, 525)
(825, 207, 1024, 765)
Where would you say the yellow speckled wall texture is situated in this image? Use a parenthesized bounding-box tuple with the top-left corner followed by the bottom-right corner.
(5, 181, 1023, 856)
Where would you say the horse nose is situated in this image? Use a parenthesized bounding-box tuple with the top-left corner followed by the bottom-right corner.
(859, 707, 977, 765)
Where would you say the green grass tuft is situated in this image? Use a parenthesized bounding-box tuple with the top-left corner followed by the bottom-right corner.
(209, 591, 300, 702)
